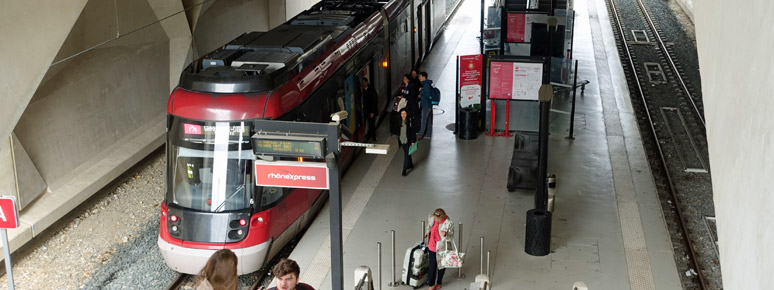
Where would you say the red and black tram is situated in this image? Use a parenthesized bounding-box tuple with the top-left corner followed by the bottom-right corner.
(158, 0, 427, 274)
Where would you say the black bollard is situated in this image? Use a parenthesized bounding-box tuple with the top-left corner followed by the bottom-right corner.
(525, 208, 552, 256)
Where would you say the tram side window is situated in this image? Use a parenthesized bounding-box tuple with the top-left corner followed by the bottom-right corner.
(258, 186, 286, 209)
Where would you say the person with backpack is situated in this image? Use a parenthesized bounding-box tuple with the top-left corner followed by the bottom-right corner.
(417, 71, 434, 139)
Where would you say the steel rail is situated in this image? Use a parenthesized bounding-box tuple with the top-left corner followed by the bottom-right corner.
(166, 274, 191, 290)
(248, 267, 273, 290)
(635, 0, 705, 127)
(606, 0, 708, 288)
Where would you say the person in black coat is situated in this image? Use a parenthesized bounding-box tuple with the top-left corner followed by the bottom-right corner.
(398, 108, 416, 176)
(362, 78, 379, 142)
(401, 74, 421, 130)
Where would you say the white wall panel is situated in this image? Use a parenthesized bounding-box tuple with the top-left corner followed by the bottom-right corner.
(695, 1, 774, 288)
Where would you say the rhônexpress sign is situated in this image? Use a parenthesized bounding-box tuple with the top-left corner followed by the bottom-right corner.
(254, 160, 330, 190)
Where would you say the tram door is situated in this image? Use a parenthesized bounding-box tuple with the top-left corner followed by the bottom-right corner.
(343, 73, 359, 135)
(359, 65, 374, 140)
(423, 3, 431, 54)
(416, 3, 425, 63)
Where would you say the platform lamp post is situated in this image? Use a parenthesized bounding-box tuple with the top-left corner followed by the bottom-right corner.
(525, 84, 553, 256)
(525, 0, 559, 255)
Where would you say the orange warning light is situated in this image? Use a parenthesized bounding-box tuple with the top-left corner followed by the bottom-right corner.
(297, 157, 304, 162)
(382, 60, 389, 68)
(413, 27, 417, 33)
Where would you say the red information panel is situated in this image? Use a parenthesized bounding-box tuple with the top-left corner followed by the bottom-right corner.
(0, 197, 19, 229)
(255, 161, 329, 189)
(489, 61, 515, 99)
(507, 13, 526, 43)
(489, 61, 544, 101)
(458, 54, 483, 107)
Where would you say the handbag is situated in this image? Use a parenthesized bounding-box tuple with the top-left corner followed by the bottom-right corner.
(438, 240, 465, 268)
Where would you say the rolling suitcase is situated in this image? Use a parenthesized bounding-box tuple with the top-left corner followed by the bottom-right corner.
(401, 242, 428, 288)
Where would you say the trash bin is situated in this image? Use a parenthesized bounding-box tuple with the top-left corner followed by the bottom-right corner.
(458, 108, 479, 140)
(525, 208, 552, 256)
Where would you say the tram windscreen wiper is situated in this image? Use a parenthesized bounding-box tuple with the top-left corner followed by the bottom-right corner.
(213, 184, 245, 212)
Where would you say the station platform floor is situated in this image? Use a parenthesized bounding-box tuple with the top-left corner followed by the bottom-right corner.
(283, 0, 683, 289)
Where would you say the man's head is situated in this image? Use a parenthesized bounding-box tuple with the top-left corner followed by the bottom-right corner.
(362, 77, 369, 87)
(419, 71, 428, 81)
(411, 69, 419, 79)
(273, 258, 301, 290)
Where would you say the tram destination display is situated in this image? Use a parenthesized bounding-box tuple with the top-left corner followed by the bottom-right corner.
(251, 134, 326, 159)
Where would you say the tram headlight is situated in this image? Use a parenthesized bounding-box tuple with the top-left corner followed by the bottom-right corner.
(171, 225, 178, 232)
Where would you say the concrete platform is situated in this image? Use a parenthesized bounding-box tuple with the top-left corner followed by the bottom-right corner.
(285, 0, 683, 289)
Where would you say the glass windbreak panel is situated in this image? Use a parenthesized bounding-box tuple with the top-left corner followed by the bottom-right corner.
(170, 121, 254, 212)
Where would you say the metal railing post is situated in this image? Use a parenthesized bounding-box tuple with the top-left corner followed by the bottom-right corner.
(458, 222, 464, 278)
(487, 251, 491, 276)
(479, 237, 484, 275)
(388, 230, 398, 287)
(377, 242, 382, 290)
(421, 220, 426, 243)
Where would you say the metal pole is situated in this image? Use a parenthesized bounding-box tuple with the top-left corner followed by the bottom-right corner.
(455, 56, 460, 135)
(421, 220, 426, 243)
(487, 251, 491, 276)
(535, 100, 550, 210)
(568, 60, 579, 139)
(389, 230, 397, 287)
(457, 223, 463, 278)
(377, 242, 382, 290)
(2, 229, 14, 290)
(326, 152, 344, 290)
(480, 0, 485, 54)
(479, 237, 484, 275)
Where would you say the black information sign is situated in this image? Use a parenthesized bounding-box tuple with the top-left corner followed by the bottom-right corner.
(251, 134, 326, 159)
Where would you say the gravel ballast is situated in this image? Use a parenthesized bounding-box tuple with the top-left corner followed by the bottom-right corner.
(0, 149, 167, 289)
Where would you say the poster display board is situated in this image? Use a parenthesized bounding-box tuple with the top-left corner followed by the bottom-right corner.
(488, 61, 544, 101)
(506, 13, 537, 43)
(458, 54, 483, 108)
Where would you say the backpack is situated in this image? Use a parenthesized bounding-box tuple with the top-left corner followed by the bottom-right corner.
(430, 85, 441, 105)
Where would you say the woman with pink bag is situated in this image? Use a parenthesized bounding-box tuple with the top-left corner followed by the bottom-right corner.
(424, 208, 454, 290)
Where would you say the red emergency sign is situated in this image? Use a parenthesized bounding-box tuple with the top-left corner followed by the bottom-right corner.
(0, 197, 19, 229)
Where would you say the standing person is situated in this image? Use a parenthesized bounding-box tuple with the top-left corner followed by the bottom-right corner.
(424, 208, 454, 290)
(398, 108, 416, 176)
(411, 69, 422, 90)
(362, 78, 378, 142)
(194, 249, 238, 290)
(417, 71, 434, 139)
(266, 258, 315, 290)
(401, 74, 421, 127)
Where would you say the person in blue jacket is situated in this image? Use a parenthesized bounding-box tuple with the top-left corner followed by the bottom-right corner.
(417, 71, 434, 139)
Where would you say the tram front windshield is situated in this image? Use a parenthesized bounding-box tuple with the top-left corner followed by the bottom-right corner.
(169, 119, 254, 212)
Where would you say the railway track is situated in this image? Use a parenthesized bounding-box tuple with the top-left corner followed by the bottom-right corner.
(166, 269, 271, 290)
(164, 227, 309, 290)
(604, 0, 719, 288)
